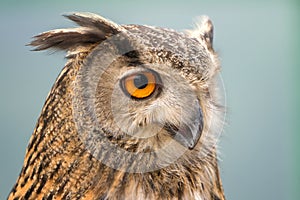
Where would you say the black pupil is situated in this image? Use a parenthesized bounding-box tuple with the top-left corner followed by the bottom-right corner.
(134, 74, 148, 89)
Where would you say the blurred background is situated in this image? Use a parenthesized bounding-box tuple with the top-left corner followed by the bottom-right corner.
(0, 0, 299, 199)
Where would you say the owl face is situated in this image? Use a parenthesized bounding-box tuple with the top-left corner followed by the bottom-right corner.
(69, 26, 220, 172)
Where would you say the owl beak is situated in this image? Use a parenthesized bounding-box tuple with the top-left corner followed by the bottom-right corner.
(164, 104, 203, 150)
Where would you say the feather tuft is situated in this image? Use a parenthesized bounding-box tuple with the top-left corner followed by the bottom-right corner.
(29, 12, 124, 51)
(186, 16, 214, 51)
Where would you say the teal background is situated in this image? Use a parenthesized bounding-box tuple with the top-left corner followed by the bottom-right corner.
(0, 0, 299, 199)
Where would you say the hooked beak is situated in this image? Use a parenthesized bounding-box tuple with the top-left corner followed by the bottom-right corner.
(164, 102, 203, 150)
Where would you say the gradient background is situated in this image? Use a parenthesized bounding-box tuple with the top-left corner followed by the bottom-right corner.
(0, 0, 299, 199)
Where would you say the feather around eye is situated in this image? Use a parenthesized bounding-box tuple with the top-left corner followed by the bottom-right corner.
(122, 71, 157, 99)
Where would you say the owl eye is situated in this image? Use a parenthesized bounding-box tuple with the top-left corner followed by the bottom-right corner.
(121, 71, 158, 99)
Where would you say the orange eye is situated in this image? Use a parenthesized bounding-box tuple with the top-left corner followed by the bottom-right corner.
(122, 71, 157, 99)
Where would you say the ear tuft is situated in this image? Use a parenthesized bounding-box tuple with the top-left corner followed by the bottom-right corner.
(63, 12, 122, 35)
(29, 12, 124, 51)
(186, 16, 214, 51)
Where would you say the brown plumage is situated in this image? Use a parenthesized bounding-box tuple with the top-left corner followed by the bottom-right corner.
(8, 12, 225, 200)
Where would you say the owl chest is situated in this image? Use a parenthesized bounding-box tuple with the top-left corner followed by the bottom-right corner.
(105, 188, 204, 200)
(100, 178, 205, 200)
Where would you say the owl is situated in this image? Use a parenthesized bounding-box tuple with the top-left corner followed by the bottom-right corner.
(8, 12, 225, 200)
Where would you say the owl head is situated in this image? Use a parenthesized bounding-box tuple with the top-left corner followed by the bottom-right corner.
(30, 13, 224, 173)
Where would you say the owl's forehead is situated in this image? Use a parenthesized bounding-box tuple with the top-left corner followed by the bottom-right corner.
(124, 25, 206, 58)
(121, 25, 213, 79)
